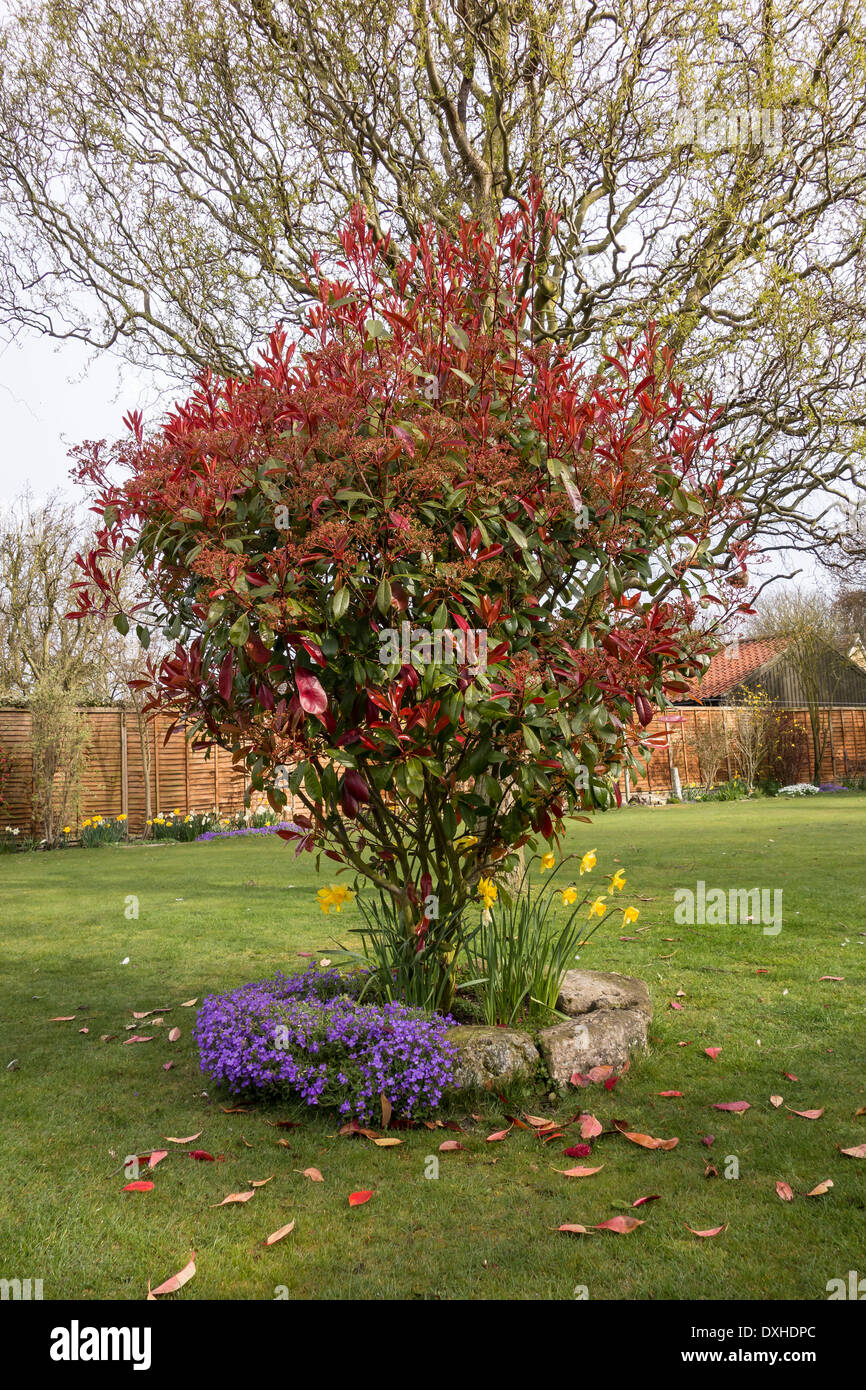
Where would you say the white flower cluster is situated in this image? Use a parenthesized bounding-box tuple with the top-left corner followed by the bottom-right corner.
(777, 783, 820, 796)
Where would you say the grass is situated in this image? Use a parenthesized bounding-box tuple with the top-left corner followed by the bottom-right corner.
(1, 797, 864, 1301)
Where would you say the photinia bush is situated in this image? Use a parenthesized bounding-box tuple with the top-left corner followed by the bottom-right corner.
(72, 187, 749, 1004)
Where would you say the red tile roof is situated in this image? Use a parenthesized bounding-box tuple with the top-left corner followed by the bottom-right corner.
(683, 638, 789, 701)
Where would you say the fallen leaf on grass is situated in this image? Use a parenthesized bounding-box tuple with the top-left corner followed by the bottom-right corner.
(819, 976, 844, 982)
(783, 1072, 798, 1081)
(704, 1048, 721, 1060)
(770, 1095, 783, 1108)
(168, 1027, 181, 1042)
(148, 1253, 196, 1298)
(123, 1035, 154, 1045)
(301, 1167, 324, 1181)
(775, 1181, 794, 1202)
(806, 1180, 833, 1196)
(668, 1001, 683, 1011)
(701, 1135, 715, 1147)
(685, 1224, 727, 1238)
(853, 1107, 866, 1118)
(162, 1062, 174, 1071)
(439, 1141, 464, 1152)
(213, 1190, 255, 1206)
(839, 1143, 866, 1158)
(348, 1190, 373, 1206)
(132, 1008, 171, 1019)
(632, 1194, 661, 1207)
(276, 1139, 291, 1149)
(266, 1119, 302, 1129)
(786, 1107, 824, 1120)
(48, 1016, 76, 1022)
(594, 1216, 644, 1234)
(712, 1101, 750, 1112)
(264, 1220, 295, 1247)
(373, 1137, 402, 1147)
(614, 1122, 678, 1150)
(180, 999, 198, 1007)
(189, 1150, 215, 1162)
(557, 1224, 594, 1236)
(148, 1151, 168, 1170)
(123, 1181, 154, 1192)
(564, 1145, 592, 1159)
(486, 1128, 511, 1143)
(554, 1165, 604, 1178)
(658, 1091, 684, 1098)
(78, 1027, 89, 1034)
(165, 1133, 202, 1143)
(579, 1113, 603, 1139)
(247, 1177, 273, 1187)
(220, 1105, 248, 1114)
(338, 1121, 378, 1140)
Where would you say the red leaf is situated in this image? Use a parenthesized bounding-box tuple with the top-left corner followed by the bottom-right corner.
(554, 1165, 604, 1178)
(786, 1107, 824, 1120)
(296, 667, 328, 715)
(632, 1194, 661, 1207)
(486, 1128, 511, 1143)
(123, 1181, 154, 1192)
(349, 1190, 373, 1206)
(840, 1143, 866, 1158)
(658, 1091, 684, 1098)
(218, 650, 234, 699)
(148, 1253, 196, 1298)
(189, 1150, 215, 1161)
(578, 1113, 603, 1139)
(712, 1101, 750, 1112)
(704, 1047, 721, 1060)
(685, 1224, 727, 1238)
(775, 1181, 794, 1202)
(594, 1216, 644, 1234)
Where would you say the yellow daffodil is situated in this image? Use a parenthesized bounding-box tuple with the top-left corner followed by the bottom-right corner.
(118, 813, 127, 822)
(317, 886, 336, 913)
(622, 905, 640, 926)
(540, 852, 555, 872)
(317, 883, 355, 914)
(579, 848, 597, 875)
(477, 877, 498, 910)
(587, 896, 607, 918)
(560, 886, 578, 906)
(454, 835, 479, 850)
(62, 826, 71, 834)
(82, 819, 91, 828)
(609, 869, 626, 892)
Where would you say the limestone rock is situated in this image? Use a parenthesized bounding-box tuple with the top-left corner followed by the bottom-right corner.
(538, 1008, 649, 1086)
(445, 1024, 539, 1091)
(556, 968, 652, 1020)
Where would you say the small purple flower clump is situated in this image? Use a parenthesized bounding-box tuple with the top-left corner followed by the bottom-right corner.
(195, 821, 301, 841)
(194, 967, 458, 1122)
(818, 783, 847, 793)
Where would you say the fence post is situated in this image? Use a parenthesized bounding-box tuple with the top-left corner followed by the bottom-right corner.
(120, 712, 129, 819)
(671, 766, 682, 800)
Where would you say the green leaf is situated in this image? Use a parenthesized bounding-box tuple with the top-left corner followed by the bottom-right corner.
(505, 519, 529, 549)
(113, 614, 129, 637)
(228, 613, 250, 646)
(447, 323, 469, 351)
(365, 318, 391, 339)
(376, 578, 392, 615)
(521, 723, 542, 755)
(332, 586, 350, 620)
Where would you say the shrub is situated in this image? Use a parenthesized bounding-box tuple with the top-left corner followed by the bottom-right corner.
(74, 194, 748, 1005)
(194, 967, 457, 1121)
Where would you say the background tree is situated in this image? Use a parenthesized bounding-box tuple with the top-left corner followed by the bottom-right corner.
(72, 202, 748, 1004)
(746, 584, 848, 779)
(29, 669, 90, 845)
(1, 0, 864, 560)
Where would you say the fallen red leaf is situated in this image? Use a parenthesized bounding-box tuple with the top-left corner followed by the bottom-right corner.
(439, 1141, 464, 1152)
(348, 1190, 373, 1206)
(704, 1047, 721, 1060)
(712, 1101, 750, 1112)
(557, 1223, 593, 1236)
(148, 1150, 168, 1170)
(594, 1216, 644, 1234)
(122, 1035, 154, 1045)
(564, 1144, 592, 1159)
(168, 1027, 181, 1042)
(264, 1220, 295, 1247)
(783, 1073, 798, 1081)
(769, 1095, 783, 1108)
(213, 1190, 255, 1206)
(775, 1181, 794, 1202)
(632, 1194, 661, 1207)
(486, 1128, 511, 1143)
(165, 1132, 201, 1143)
(806, 1179, 833, 1196)
(579, 1113, 603, 1139)
(148, 1253, 196, 1298)
(685, 1223, 727, 1238)
(786, 1107, 824, 1120)
(302, 1167, 324, 1181)
(658, 1091, 684, 1098)
(123, 1181, 154, 1192)
(188, 1150, 215, 1161)
(554, 1165, 604, 1178)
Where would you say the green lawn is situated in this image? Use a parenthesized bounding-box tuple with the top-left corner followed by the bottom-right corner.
(1, 797, 864, 1301)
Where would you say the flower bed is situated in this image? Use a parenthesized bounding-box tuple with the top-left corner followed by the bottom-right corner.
(194, 967, 457, 1122)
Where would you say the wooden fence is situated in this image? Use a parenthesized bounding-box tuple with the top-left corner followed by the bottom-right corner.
(629, 705, 866, 795)
(2, 703, 866, 836)
(0, 707, 259, 836)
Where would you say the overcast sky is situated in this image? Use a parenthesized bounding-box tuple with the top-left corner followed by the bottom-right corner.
(0, 331, 161, 512)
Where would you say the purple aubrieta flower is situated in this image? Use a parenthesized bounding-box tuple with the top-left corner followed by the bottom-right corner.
(193, 967, 458, 1123)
